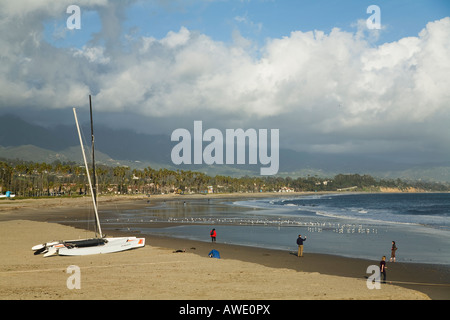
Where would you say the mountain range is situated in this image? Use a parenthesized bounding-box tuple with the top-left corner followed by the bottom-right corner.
(1, 114, 449, 182)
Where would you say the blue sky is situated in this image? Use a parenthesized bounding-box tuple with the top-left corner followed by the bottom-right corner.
(48, 0, 450, 49)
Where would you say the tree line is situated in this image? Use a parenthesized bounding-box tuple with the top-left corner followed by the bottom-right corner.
(1, 158, 449, 198)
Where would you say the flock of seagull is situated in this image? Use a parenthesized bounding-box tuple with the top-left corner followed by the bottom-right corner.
(104, 215, 379, 235)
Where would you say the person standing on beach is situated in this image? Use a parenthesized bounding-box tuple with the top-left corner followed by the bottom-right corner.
(390, 241, 397, 262)
(380, 256, 387, 283)
(296, 234, 306, 257)
(210, 228, 216, 243)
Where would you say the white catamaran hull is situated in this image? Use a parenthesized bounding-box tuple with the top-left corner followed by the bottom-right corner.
(33, 237, 145, 257)
(59, 237, 145, 256)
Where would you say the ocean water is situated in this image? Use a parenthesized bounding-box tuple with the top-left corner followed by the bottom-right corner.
(109, 193, 450, 265)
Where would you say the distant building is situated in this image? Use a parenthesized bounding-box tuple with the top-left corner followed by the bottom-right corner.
(278, 187, 294, 193)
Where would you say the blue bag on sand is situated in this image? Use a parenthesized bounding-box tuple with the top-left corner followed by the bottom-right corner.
(208, 249, 220, 259)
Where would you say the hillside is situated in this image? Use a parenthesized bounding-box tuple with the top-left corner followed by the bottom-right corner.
(1, 114, 450, 182)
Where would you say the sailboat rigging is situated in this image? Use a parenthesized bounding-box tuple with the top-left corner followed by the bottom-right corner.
(89, 94, 100, 237)
(32, 97, 145, 257)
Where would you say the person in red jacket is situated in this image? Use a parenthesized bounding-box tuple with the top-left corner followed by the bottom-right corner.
(210, 228, 216, 243)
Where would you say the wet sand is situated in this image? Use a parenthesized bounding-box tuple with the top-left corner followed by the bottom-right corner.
(0, 194, 449, 300)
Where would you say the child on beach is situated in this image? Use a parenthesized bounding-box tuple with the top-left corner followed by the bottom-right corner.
(390, 241, 397, 262)
(380, 256, 387, 283)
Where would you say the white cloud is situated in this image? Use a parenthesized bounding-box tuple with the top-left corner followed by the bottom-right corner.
(0, 2, 449, 161)
(72, 46, 110, 64)
(161, 26, 191, 48)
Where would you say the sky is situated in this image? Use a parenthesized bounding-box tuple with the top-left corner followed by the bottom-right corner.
(1, 0, 450, 166)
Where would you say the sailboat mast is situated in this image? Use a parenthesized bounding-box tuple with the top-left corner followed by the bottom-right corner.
(89, 95, 97, 212)
(73, 107, 103, 238)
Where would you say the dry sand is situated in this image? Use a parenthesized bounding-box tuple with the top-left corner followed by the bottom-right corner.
(0, 195, 439, 300)
(0, 219, 430, 300)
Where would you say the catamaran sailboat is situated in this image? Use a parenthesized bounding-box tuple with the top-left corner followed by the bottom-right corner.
(32, 97, 145, 257)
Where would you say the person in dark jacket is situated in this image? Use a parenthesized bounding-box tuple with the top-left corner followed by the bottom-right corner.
(380, 256, 387, 283)
(296, 234, 307, 257)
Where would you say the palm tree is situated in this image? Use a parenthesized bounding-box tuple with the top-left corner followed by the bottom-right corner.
(0, 161, 13, 195)
(113, 166, 130, 194)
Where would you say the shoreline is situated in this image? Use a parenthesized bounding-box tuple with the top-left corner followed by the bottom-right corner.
(1, 195, 449, 300)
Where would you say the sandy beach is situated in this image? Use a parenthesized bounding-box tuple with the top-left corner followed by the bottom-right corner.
(1, 194, 449, 301)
